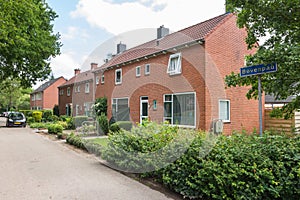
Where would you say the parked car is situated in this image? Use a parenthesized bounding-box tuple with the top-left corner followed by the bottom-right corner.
(6, 112, 26, 127)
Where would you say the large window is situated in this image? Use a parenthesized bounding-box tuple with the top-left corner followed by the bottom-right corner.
(36, 92, 42, 100)
(219, 99, 230, 122)
(115, 69, 122, 84)
(112, 98, 130, 121)
(164, 92, 195, 127)
(167, 53, 181, 75)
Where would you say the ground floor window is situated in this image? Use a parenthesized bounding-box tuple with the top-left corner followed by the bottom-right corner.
(163, 92, 196, 127)
(219, 99, 230, 122)
(112, 98, 130, 121)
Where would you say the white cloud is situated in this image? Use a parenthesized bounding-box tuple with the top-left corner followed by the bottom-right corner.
(71, 0, 225, 35)
(62, 26, 90, 41)
(50, 53, 82, 79)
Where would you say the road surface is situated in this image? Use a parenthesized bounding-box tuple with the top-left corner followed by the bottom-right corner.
(0, 118, 176, 200)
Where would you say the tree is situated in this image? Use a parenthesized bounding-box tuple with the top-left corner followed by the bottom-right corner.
(0, 78, 32, 111)
(225, 0, 300, 118)
(0, 0, 61, 88)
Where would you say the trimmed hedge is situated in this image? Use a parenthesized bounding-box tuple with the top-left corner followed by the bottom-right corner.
(32, 111, 42, 122)
(66, 133, 86, 150)
(47, 124, 63, 134)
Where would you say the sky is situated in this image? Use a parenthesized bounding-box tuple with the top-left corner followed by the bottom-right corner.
(45, 0, 226, 80)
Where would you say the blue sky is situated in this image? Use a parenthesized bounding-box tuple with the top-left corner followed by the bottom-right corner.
(45, 0, 226, 80)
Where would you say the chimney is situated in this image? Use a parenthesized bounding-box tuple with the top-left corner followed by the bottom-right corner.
(90, 63, 98, 70)
(74, 68, 81, 76)
(117, 42, 126, 54)
(157, 25, 169, 39)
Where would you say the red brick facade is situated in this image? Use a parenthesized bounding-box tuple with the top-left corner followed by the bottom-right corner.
(93, 14, 261, 134)
(30, 77, 67, 110)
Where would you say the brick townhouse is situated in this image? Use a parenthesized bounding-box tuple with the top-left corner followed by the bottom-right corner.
(93, 13, 260, 134)
(30, 76, 67, 110)
(58, 63, 97, 116)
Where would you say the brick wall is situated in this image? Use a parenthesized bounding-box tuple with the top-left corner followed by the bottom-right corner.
(58, 85, 73, 115)
(43, 77, 67, 110)
(205, 14, 260, 133)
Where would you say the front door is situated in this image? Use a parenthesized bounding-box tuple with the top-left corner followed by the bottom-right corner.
(140, 96, 149, 123)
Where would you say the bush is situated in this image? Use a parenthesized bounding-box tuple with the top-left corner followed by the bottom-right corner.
(30, 122, 51, 129)
(47, 124, 63, 134)
(20, 110, 32, 118)
(116, 121, 133, 131)
(94, 97, 107, 116)
(26, 117, 35, 125)
(57, 132, 68, 140)
(53, 105, 59, 116)
(98, 113, 109, 135)
(42, 110, 53, 120)
(73, 116, 89, 128)
(66, 133, 86, 150)
(101, 121, 196, 172)
(109, 123, 120, 133)
(32, 111, 42, 122)
(160, 133, 300, 199)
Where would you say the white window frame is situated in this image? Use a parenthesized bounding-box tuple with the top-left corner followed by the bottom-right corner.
(167, 53, 182, 75)
(115, 69, 122, 85)
(145, 64, 150, 75)
(163, 92, 196, 128)
(77, 85, 80, 93)
(101, 74, 105, 84)
(219, 99, 230, 123)
(96, 76, 100, 85)
(85, 83, 90, 93)
(67, 87, 71, 96)
(31, 94, 35, 101)
(136, 66, 141, 77)
(59, 89, 64, 96)
(36, 92, 42, 100)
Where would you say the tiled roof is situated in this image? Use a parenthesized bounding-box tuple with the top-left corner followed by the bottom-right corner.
(265, 94, 295, 104)
(59, 70, 94, 88)
(33, 76, 65, 93)
(96, 13, 231, 71)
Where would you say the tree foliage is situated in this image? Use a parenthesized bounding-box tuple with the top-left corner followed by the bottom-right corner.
(225, 0, 300, 118)
(0, 0, 61, 87)
(0, 78, 32, 111)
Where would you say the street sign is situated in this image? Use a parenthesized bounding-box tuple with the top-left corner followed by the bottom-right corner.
(240, 63, 277, 77)
(240, 62, 277, 137)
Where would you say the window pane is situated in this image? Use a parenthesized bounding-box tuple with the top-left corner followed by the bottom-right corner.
(164, 102, 172, 117)
(173, 94, 195, 126)
(219, 101, 229, 121)
(164, 95, 172, 101)
(142, 102, 148, 116)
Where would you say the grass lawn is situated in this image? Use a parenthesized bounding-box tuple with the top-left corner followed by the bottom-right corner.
(87, 137, 108, 147)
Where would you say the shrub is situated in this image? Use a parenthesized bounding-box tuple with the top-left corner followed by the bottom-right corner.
(20, 110, 32, 118)
(66, 133, 86, 150)
(26, 117, 35, 125)
(47, 124, 63, 134)
(32, 111, 42, 122)
(42, 110, 53, 120)
(53, 105, 59, 116)
(98, 114, 109, 135)
(57, 132, 68, 140)
(73, 116, 89, 128)
(109, 123, 120, 133)
(30, 122, 51, 129)
(116, 121, 132, 131)
(93, 97, 107, 116)
(101, 121, 196, 172)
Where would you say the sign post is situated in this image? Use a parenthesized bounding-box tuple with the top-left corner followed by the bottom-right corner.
(240, 63, 277, 136)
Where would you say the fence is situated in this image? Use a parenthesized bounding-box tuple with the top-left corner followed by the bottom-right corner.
(264, 109, 296, 134)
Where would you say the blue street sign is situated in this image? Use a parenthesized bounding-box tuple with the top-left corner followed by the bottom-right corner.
(240, 63, 277, 77)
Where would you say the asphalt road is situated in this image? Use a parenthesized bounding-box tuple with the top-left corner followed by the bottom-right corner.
(0, 118, 175, 200)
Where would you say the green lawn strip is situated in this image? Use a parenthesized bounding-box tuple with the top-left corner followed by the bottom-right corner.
(87, 137, 108, 147)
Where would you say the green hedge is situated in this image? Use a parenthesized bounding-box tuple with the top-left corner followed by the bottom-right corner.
(66, 133, 86, 150)
(101, 122, 300, 199)
(47, 124, 63, 134)
(32, 111, 42, 122)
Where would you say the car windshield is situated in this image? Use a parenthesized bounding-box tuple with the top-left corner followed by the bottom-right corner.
(9, 113, 24, 120)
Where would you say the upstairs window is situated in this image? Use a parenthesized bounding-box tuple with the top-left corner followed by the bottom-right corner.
(31, 94, 35, 101)
(67, 87, 71, 96)
(59, 89, 64, 96)
(101, 74, 105, 84)
(136, 66, 141, 77)
(85, 83, 90, 93)
(115, 69, 122, 85)
(219, 99, 230, 122)
(96, 76, 100, 85)
(167, 53, 181, 75)
(145, 64, 150, 75)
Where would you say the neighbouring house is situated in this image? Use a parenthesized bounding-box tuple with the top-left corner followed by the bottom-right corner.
(30, 77, 67, 110)
(93, 13, 260, 134)
(58, 63, 97, 117)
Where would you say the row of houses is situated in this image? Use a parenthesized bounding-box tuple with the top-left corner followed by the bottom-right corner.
(31, 13, 262, 134)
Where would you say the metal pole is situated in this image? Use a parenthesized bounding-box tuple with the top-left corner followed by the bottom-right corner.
(258, 75, 263, 136)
